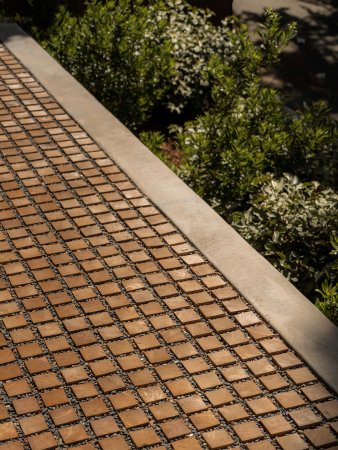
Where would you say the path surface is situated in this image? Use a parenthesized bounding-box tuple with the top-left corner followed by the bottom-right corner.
(234, 0, 338, 119)
(0, 42, 337, 449)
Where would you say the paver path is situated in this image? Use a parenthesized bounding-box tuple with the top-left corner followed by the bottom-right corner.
(0, 43, 337, 450)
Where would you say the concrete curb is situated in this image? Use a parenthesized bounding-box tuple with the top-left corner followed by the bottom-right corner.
(1, 23, 338, 393)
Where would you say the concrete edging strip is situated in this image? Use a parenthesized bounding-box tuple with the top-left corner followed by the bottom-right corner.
(1, 23, 337, 393)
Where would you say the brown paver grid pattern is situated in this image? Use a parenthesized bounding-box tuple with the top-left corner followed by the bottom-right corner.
(0, 43, 337, 450)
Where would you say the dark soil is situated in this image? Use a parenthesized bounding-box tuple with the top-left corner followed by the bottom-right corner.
(236, 0, 338, 119)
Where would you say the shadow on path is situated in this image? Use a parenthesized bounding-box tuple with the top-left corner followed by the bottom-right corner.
(236, 0, 338, 117)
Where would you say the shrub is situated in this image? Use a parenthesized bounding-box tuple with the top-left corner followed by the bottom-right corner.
(281, 103, 338, 189)
(44, 0, 174, 130)
(315, 236, 338, 325)
(315, 280, 338, 326)
(139, 130, 168, 163)
(232, 175, 338, 298)
(43, 0, 237, 129)
(173, 12, 292, 214)
(150, 0, 233, 115)
(174, 12, 337, 218)
(176, 83, 284, 215)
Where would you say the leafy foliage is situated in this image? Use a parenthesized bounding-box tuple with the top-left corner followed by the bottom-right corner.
(315, 236, 338, 325)
(43, 0, 237, 129)
(315, 280, 338, 326)
(44, 0, 174, 130)
(232, 175, 338, 298)
(284, 104, 338, 188)
(150, 0, 232, 114)
(139, 130, 168, 163)
(176, 13, 336, 217)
